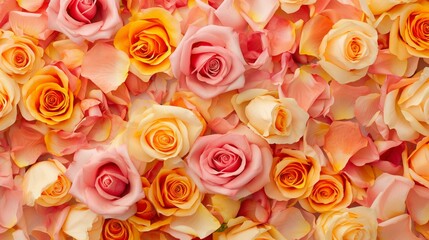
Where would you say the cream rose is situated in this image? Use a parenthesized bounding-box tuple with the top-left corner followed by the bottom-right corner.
(123, 100, 204, 162)
(213, 216, 286, 240)
(22, 159, 72, 207)
(0, 70, 20, 131)
(62, 204, 104, 240)
(299, 174, 353, 213)
(264, 148, 321, 200)
(314, 207, 377, 240)
(384, 68, 429, 141)
(319, 19, 378, 84)
(232, 89, 309, 144)
(0, 30, 44, 84)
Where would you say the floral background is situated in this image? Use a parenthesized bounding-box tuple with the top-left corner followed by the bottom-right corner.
(0, 0, 429, 239)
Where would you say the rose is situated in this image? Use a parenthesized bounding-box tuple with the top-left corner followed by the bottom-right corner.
(387, 2, 429, 59)
(0, 30, 44, 84)
(314, 207, 377, 240)
(232, 89, 309, 144)
(212, 217, 286, 240)
(406, 136, 429, 188)
(319, 19, 378, 83)
(279, 0, 316, 14)
(360, 0, 417, 16)
(299, 174, 353, 213)
(20, 65, 79, 128)
(114, 7, 181, 82)
(186, 125, 272, 199)
(102, 219, 140, 240)
(170, 25, 246, 99)
(66, 146, 144, 219)
(148, 168, 203, 217)
(62, 204, 104, 240)
(123, 99, 204, 162)
(46, 0, 122, 43)
(0, 70, 20, 131)
(22, 159, 72, 207)
(264, 148, 321, 201)
(384, 68, 429, 141)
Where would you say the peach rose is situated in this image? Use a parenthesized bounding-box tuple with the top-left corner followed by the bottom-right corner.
(360, 0, 417, 17)
(299, 174, 353, 213)
(0, 30, 44, 84)
(0, 70, 20, 131)
(66, 146, 144, 220)
(148, 168, 203, 217)
(406, 136, 429, 188)
(212, 216, 286, 240)
(264, 148, 321, 201)
(186, 125, 272, 199)
(114, 7, 181, 82)
(232, 89, 309, 144)
(101, 219, 140, 240)
(170, 25, 246, 99)
(387, 2, 429, 59)
(384, 68, 429, 141)
(22, 159, 72, 207)
(20, 65, 79, 127)
(319, 19, 378, 83)
(123, 100, 204, 162)
(314, 207, 377, 240)
(62, 204, 104, 240)
(46, 0, 123, 43)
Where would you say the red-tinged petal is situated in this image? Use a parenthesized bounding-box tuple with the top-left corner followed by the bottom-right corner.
(45, 130, 87, 157)
(329, 81, 370, 120)
(81, 43, 130, 93)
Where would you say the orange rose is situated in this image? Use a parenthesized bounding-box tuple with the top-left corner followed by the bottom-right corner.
(148, 168, 203, 217)
(264, 148, 321, 200)
(0, 30, 44, 84)
(20, 65, 80, 128)
(299, 174, 353, 213)
(0, 70, 20, 131)
(406, 136, 429, 188)
(114, 7, 181, 81)
(102, 219, 140, 240)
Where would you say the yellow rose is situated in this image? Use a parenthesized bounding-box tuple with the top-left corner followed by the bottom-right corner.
(114, 7, 181, 81)
(299, 174, 353, 213)
(22, 159, 72, 207)
(123, 99, 204, 162)
(314, 207, 377, 240)
(279, 0, 316, 14)
(62, 204, 104, 240)
(264, 148, 321, 200)
(0, 70, 20, 131)
(360, 0, 417, 17)
(0, 30, 44, 84)
(406, 136, 429, 188)
(319, 19, 378, 83)
(213, 216, 286, 240)
(388, 2, 429, 59)
(20, 65, 78, 127)
(232, 89, 309, 144)
(384, 68, 429, 141)
(148, 168, 203, 217)
(101, 219, 140, 240)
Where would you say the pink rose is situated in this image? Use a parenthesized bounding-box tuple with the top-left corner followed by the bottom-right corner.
(170, 25, 246, 99)
(186, 125, 272, 199)
(66, 146, 144, 220)
(46, 0, 122, 43)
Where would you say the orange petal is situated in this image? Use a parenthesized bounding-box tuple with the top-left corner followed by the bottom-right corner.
(324, 121, 368, 172)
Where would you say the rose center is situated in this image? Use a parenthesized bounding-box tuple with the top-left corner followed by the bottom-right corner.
(346, 37, 364, 61)
(67, 0, 98, 23)
(12, 48, 29, 68)
(96, 163, 129, 198)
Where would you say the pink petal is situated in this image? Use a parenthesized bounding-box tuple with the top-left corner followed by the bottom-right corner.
(81, 42, 130, 93)
(9, 11, 54, 40)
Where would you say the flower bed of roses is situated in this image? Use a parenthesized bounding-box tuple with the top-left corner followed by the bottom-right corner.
(0, 0, 429, 239)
